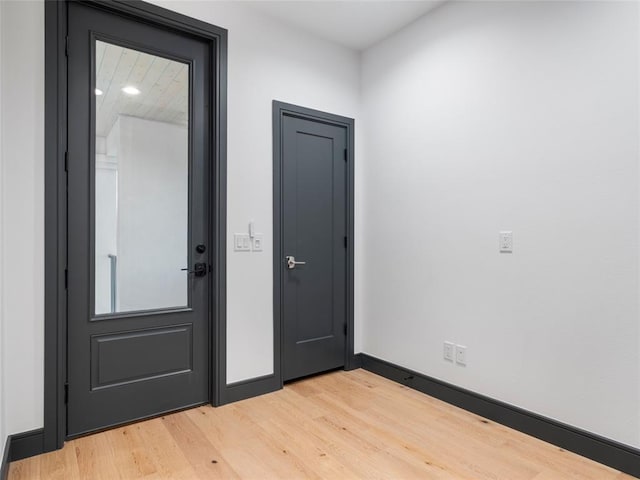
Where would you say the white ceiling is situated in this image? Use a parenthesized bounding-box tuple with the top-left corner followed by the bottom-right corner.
(240, 1, 446, 51)
(96, 40, 189, 138)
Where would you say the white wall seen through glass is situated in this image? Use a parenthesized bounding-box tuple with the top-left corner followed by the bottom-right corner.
(94, 40, 190, 315)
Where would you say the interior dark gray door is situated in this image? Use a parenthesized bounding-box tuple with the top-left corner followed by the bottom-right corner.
(282, 115, 347, 381)
(67, 3, 211, 436)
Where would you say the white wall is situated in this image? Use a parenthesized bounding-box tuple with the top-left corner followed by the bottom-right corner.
(150, 1, 362, 383)
(95, 136, 118, 314)
(361, 0, 640, 447)
(112, 116, 189, 313)
(0, 0, 5, 454)
(0, 0, 44, 437)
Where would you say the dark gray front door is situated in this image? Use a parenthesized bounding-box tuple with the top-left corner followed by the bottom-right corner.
(281, 115, 348, 381)
(67, 3, 211, 436)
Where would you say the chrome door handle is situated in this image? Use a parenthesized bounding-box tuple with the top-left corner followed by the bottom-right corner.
(286, 256, 306, 270)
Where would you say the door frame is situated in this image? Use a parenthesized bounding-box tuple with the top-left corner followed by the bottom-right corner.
(44, 0, 227, 452)
(272, 101, 357, 388)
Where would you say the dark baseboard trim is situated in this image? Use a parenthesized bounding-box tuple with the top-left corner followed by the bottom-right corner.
(8, 429, 45, 463)
(1, 436, 10, 480)
(345, 353, 362, 370)
(360, 354, 640, 479)
(219, 354, 364, 404)
(0, 428, 46, 476)
(219, 374, 282, 405)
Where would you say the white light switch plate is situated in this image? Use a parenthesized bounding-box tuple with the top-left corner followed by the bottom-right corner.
(252, 235, 263, 252)
(499, 231, 513, 253)
(234, 234, 251, 251)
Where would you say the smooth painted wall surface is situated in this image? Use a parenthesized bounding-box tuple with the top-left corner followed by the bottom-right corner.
(95, 137, 118, 315)
(0, 0, 6, 455)
(112, 116, 189, 313)
(0, 0, 44, 436)
(150, 1, 362, 383)
(361, 0, 640, 447)
(96, 116, 190, 314)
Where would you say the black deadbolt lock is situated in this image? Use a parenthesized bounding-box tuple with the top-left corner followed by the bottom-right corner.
(196, 244, 206, 254)
(181, 262, 207, 277)
(193, 262, 207, 277)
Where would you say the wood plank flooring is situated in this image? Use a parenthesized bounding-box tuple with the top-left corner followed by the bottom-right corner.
(9, 369, 636, 479)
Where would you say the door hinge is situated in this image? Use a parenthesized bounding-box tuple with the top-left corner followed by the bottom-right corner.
(64, 383, 69, 404)
(64, 268, 68, 289)
(65, 36, 69, 57)
(344, 148, 348, 162)
(64, 151, 68, 172)
(344, 323, 348, 336)
(344, 236, 348, 248)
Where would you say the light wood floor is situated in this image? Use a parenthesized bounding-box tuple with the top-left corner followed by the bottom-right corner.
(9, 369, 636, 479)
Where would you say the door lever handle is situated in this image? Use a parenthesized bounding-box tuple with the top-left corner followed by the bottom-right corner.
(286, 256, 306, 270)
(181, 262, 208, 277)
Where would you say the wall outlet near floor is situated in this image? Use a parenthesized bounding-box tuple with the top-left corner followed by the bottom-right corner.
(455, 345, 467, 366)
(444, 342, 455, 362)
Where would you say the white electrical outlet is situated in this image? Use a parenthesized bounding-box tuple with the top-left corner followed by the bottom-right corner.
(252, 235, 263, 252)
(455, 345, 467, 366)
(444, 342, 455, 362)
(499, 231, 513, 253)
(234, 234, 251, 252)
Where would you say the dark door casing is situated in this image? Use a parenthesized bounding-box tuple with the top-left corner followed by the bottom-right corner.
(280, 112, 349, 381)
(66, 2, 211, 436)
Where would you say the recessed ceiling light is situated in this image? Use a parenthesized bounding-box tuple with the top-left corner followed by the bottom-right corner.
(95, 88, 103, 96)
(121, 86, 140, 95)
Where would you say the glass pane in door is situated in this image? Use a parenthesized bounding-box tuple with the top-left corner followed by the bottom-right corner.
(94, 40, 190, 315)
